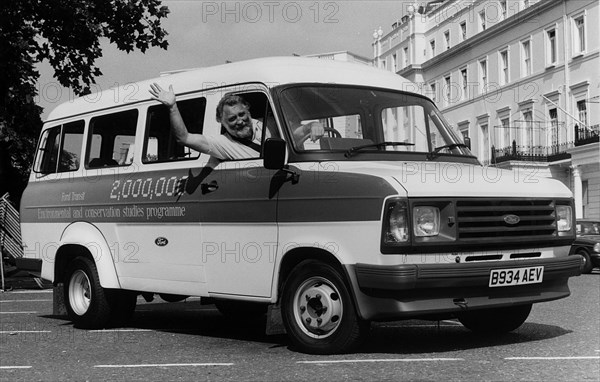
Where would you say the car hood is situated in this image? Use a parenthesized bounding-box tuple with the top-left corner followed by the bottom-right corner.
(323, 161, 574, 199)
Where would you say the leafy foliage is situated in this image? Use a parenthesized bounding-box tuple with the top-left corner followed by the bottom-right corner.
(0, 0, 169, 202)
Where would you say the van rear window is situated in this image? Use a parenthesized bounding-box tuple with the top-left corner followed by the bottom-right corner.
(34, 120, 85, 174)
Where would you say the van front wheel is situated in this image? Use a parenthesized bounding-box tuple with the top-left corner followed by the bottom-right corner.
(281, 260, 369, 354)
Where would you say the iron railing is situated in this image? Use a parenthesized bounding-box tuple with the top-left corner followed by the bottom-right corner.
(575, 124, 599, 146)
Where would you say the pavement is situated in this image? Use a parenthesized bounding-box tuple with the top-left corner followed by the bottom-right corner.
(1, 266, 52, 291)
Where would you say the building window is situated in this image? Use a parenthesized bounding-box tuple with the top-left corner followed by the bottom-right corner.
(577, 100, 588, 127)
(430, 82, 437, 103)
(573, 15, 586, 55)
(501, 117, 510, 148)
(522, 39, 531, 77)
(546, 29, 557, 66)
(479, 59, 488, 94)
(461, 68, 468, 100)
(403, 47, 409, 67)
(582, 179, 589, 216)
(522, 110, 533, 147)
(500, 0, 507, 20)
(480, 123, 490, 163)
(444, 75, 451, 106)
(430, 39, 436, 57)
(500, 49, 509, 85)
(392, 53, 397, 72)
(444, 30, 450, 50)
(549, 108, 558, 147)
(479, 10, 486, 32)
(460, 21, 467, 42)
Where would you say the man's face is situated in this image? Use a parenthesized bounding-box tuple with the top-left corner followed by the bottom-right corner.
(221, 103, 253, 140)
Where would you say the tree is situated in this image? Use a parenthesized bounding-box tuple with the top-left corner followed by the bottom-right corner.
(0, 0, 169, 205)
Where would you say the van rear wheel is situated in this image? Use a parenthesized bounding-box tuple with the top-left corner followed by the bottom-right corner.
(281, 260, 369, 354)
(64, 256, 136, 329)
(64, 257, 111, 328)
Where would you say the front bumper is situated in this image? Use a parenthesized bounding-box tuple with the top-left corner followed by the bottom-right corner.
(347, 256, 583, 321)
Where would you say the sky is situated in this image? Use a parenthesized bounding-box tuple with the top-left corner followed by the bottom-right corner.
(36, 0, 410, 119)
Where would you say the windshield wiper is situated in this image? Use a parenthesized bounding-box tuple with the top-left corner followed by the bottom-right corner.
(345, 141, 415, 158)
(427, 143, 470, 160)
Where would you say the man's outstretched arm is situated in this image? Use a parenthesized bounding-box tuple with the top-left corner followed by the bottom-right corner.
(149, 83, 211, 153)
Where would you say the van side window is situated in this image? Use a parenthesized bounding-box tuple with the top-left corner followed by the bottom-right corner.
(33, 120, 85, 174)
(143, 97, 206, 163)
(86, 109, 138, 168)
(224, 91, 279, 159)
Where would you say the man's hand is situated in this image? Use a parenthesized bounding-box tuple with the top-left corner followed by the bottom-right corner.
(149, 83, 176, 109)
(304, 121, 325, 142)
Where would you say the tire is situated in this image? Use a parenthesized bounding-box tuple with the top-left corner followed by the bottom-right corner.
(64, 256, 136, 329)
(577, 249, 593, 274)
(281, 260, 369, 354)
(458, 304, 532, 333)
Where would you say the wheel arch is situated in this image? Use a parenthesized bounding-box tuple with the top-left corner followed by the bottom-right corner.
(277, 247, 343, 291)
(55, 222, 121, 288)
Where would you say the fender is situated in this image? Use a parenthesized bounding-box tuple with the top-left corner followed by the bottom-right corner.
(57, 222, 121, 288)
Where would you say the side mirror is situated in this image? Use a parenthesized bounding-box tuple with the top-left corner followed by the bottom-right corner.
(263, 138, 287, 170)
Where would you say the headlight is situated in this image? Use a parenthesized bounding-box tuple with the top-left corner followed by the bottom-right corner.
(384, 200, 409, 243)
(413, 206, 440, 237)
(556, 205, 573, 232)
(593, 243, 600, 253)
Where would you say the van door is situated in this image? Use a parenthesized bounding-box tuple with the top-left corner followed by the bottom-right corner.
(199, 91, 280, 298)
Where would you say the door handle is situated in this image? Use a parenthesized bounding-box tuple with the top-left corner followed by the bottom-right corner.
(201, 180, 219, 194)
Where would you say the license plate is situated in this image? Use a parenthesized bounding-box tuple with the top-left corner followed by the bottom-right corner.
(489, 266, 544, 287)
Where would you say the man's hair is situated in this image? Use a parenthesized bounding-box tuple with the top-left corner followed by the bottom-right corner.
(216, 95, 250, 121)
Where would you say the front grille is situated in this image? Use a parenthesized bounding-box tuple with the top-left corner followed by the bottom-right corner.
(456, 199, 557, 241)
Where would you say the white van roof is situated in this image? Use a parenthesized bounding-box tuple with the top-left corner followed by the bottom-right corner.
(46, 56, 415, 122)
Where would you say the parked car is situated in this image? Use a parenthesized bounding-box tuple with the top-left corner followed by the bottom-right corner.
(570, 219, 600, 273)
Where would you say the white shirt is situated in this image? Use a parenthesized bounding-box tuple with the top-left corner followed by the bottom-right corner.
(204, 120, 263, 160)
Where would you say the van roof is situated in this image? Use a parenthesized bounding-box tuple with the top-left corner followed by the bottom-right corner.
(46, 56, 415, 122)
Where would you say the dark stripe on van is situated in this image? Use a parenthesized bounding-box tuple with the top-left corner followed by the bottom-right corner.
(20, 165, 398, 224)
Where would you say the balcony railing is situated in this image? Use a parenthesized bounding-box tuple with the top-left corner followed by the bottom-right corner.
(490, 121, 572, 164)
(491, 142, 572, 164)
(575, 124, 599, 146)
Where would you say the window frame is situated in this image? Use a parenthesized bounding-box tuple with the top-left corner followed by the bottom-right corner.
(33, 120, 85, 175)
(521, 38, 532, 77)
(499, 48, 510, 86)
(85, 109, 139, 169)
(572, 13, 587, 57)
(478, 58, 488, 95)
(460, 21, 467, 42)
(444, 30, 451, 50)
(545, 27, 557, 67)
(142, 96, 207, 165)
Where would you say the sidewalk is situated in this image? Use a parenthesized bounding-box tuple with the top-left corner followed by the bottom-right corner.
(1, 269, 52, 291)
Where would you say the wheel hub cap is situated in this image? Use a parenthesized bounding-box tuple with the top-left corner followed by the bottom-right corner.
(294, 279, 343, 338)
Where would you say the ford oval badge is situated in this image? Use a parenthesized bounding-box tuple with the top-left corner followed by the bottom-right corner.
(503, 214, 520, 225)
(155, 237, 168, 247)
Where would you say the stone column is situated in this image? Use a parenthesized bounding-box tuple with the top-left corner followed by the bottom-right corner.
(571, 165, 583, 218)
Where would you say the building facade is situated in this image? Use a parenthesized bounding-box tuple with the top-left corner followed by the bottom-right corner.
(373, 0, 599, 219)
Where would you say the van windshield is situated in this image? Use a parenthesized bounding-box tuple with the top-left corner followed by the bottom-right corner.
(278, 85, 475, 161)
